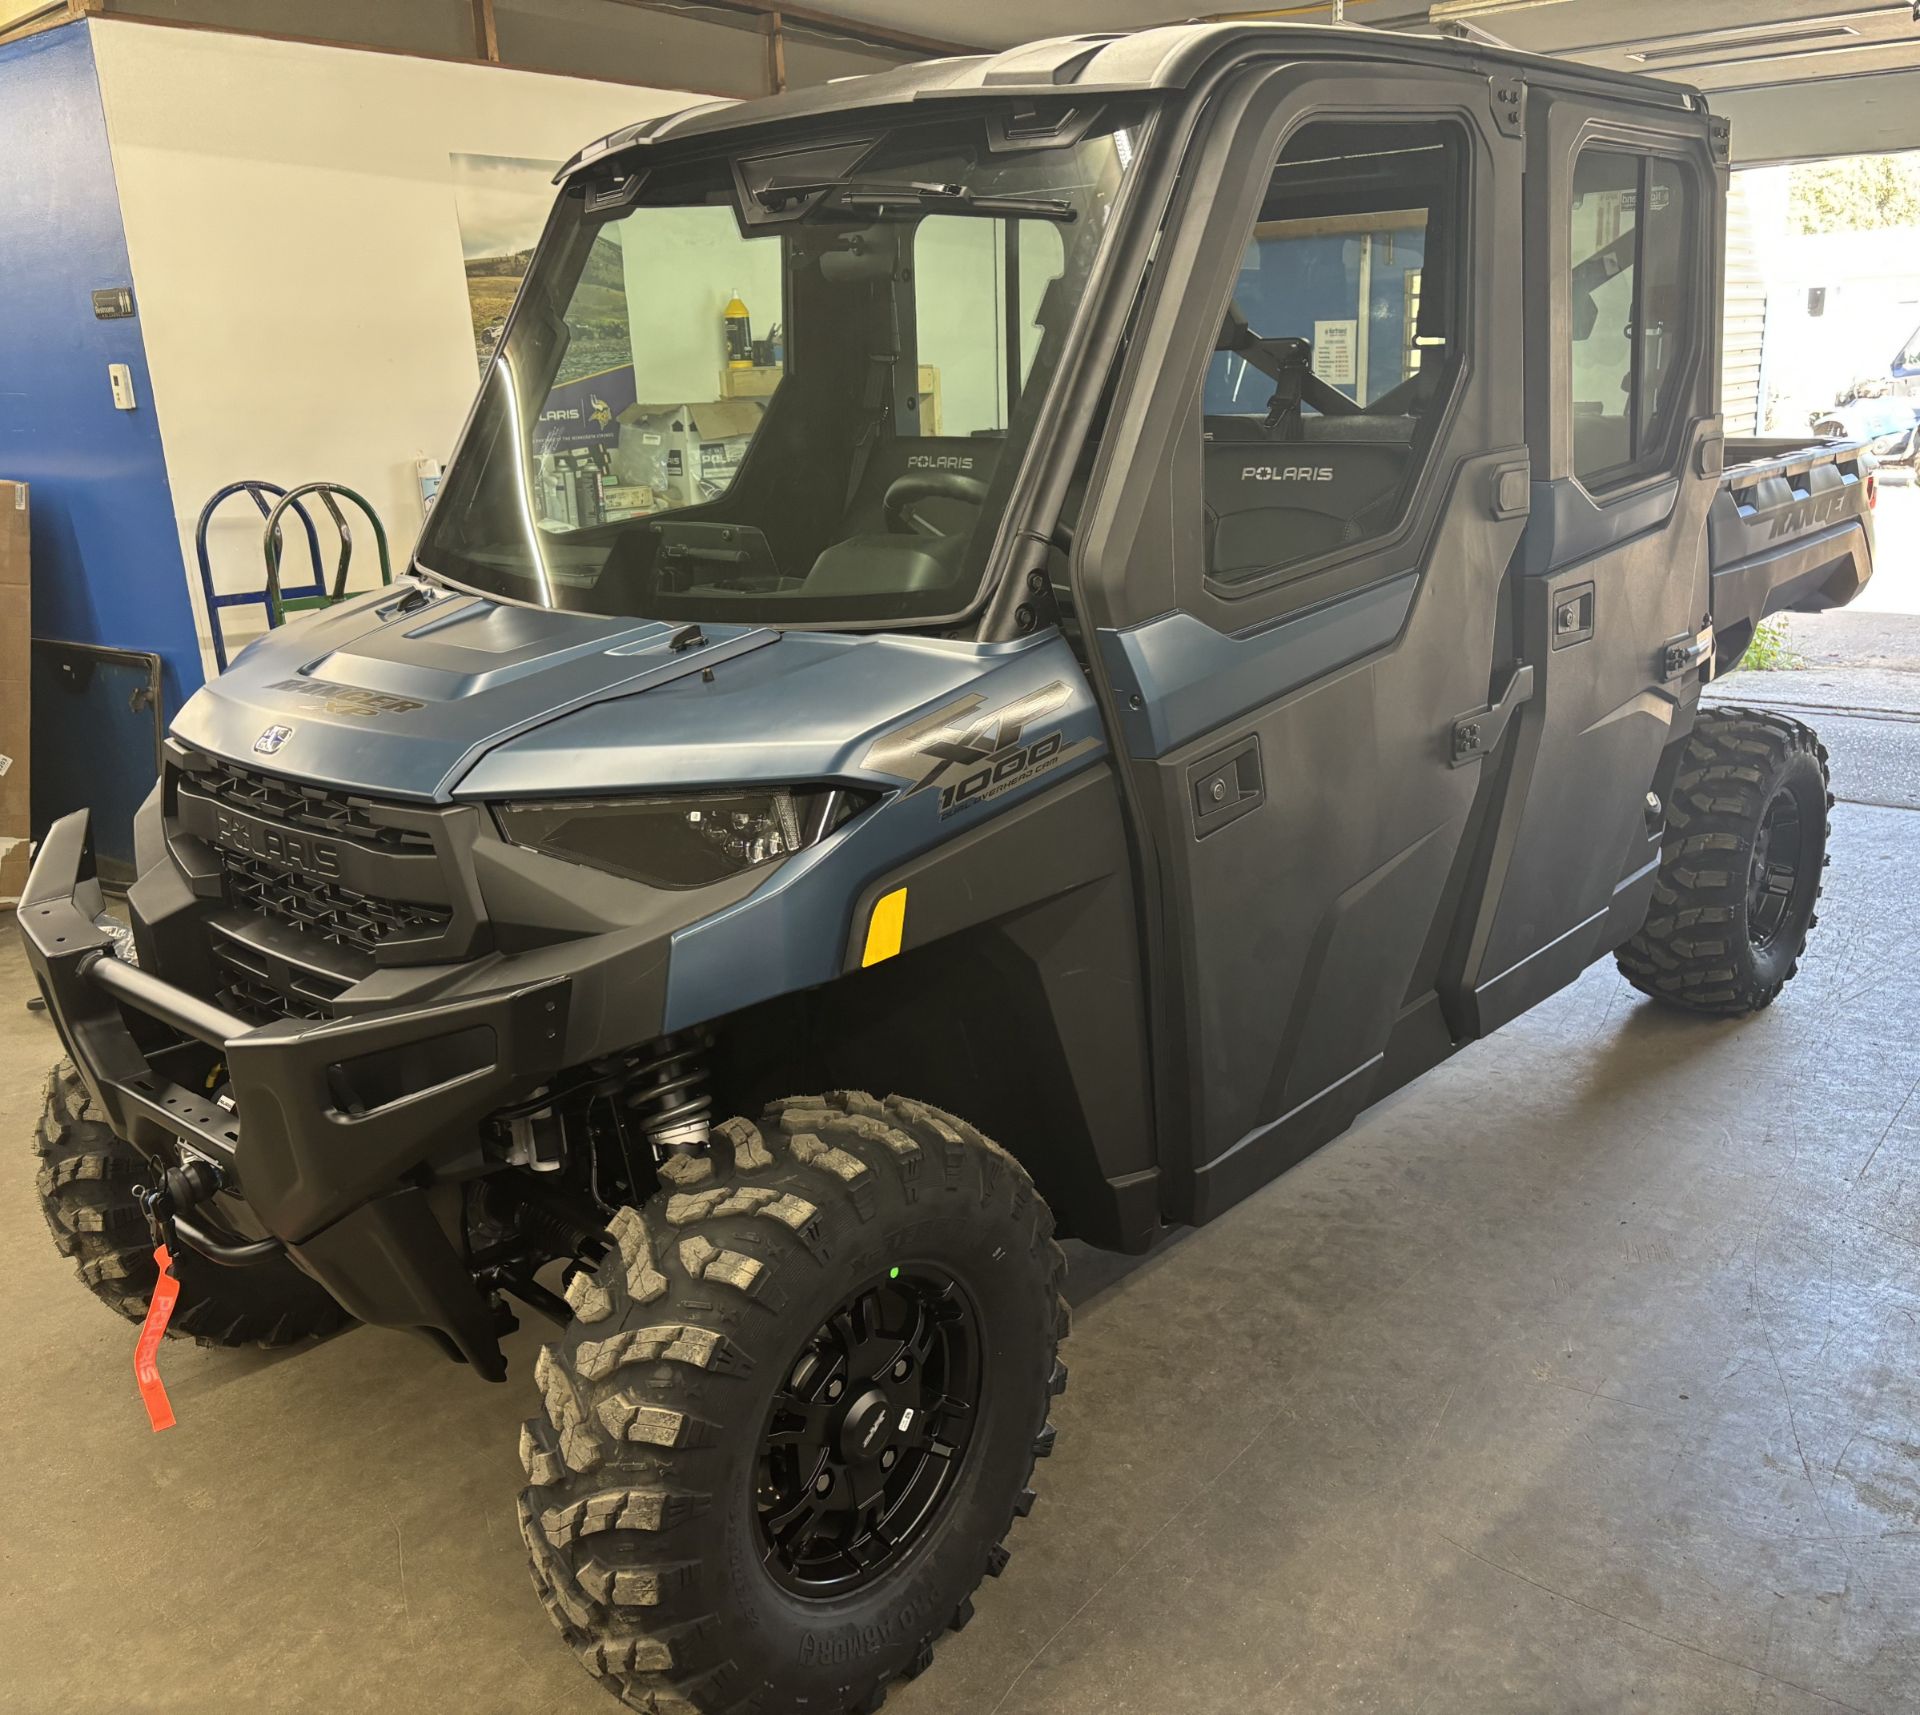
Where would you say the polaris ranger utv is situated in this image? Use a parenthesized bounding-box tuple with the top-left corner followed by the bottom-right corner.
(20, 21, 1876, 1713)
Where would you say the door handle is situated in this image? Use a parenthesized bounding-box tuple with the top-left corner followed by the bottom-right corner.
(1187, 733, 1264, 837)
(1552, 582, 1595, 649)
(1450, 664, 1534, 767)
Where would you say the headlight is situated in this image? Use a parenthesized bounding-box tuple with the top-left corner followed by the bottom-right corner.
(493, 787, 870, 889)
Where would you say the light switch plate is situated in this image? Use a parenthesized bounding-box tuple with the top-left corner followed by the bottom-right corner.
(108, 363, 136, 410)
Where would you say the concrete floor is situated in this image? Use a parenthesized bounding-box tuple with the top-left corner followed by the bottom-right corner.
(7, 802, 1920, 1714)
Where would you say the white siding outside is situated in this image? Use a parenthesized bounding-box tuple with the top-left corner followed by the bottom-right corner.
(1722, 171, 1769, 436)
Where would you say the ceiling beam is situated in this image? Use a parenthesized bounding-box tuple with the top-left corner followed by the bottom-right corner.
(20, 6, 734, 95)
(468, 0, 499, 63)
(599, 0, 975, 58)
(764, 9, 787, 92)
(0, 2, 72, 44)
(1428, 0, 1571, 17)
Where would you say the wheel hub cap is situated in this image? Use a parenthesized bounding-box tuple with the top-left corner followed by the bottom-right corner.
(840, 1390, 895, 1464)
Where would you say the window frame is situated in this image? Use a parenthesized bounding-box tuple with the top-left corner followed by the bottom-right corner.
(1564, 138, 1708, 497)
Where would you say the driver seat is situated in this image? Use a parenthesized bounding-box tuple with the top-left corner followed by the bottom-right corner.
(805, 526, 967, 595)
(804, 435, 999, 594)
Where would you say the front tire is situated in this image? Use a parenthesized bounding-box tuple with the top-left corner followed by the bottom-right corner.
(518, 1090, 1069, 1713)
(1617, 706, 1831, 1016)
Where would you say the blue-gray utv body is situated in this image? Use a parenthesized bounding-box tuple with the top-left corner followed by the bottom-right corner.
(20, 20, 1870, 1383)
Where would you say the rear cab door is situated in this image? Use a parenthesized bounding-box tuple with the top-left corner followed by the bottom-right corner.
(1454, 80, 1724, 1034)
(1071, 53, 1529, 1221)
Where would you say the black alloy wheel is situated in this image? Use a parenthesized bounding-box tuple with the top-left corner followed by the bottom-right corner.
(758, 1267, 984, 1596)
(1745, 787, 1807, 952)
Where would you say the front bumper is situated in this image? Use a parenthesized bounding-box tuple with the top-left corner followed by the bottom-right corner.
(20, 810, 574, 1378)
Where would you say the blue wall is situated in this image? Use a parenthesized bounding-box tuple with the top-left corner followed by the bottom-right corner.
(0, 21, 202, 717)
(1206, 227, 1429, 416)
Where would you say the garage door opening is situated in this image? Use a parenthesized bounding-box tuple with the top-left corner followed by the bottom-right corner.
(1713, 146, 1920, 810)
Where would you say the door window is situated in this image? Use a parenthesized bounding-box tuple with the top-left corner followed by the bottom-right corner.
(1198, 120, 1467, 590)
(1569, 147, 1698, 489)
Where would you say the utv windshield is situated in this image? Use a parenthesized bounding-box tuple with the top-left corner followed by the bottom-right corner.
(417, 106, 1143, 627)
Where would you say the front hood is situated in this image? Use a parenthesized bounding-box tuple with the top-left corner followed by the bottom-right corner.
(174, 582, 1090, 803)
(173, 585, 781, 799)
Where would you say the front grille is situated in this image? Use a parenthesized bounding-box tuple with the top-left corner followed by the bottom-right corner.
(173, 758, 464, 1020)
(194, 760, 437, 853)
(220, 849, 453, 957)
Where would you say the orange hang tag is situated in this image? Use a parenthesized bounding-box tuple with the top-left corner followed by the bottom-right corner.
(134, 1244, 181, 1433)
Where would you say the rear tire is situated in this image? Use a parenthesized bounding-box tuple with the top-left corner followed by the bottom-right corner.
(1616, 705, 1831, 1016)
(33, 1058, 351, 1346)
(518, 1090, 1069, 1713)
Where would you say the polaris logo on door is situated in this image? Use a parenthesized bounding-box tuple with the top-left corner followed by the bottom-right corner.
(1242, 465, 1335, 482)
(906, 454, 976, 471)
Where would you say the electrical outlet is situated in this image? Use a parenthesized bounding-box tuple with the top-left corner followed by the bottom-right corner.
(108, 363, 136, 410)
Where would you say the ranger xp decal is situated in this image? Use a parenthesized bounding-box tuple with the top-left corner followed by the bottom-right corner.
(862, 680, 1100, 818)
(266, 678, 426, 719)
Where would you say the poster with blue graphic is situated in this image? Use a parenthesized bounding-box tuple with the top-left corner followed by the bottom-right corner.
(534, 364, 638, 457)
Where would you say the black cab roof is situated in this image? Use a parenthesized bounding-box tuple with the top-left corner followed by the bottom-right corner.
(557, 19, 1704, 183)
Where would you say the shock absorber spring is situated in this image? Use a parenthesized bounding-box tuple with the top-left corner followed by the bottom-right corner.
(623, 1034, 712, 1155)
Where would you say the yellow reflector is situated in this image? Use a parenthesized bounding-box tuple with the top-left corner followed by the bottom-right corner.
(861, 887, 907, 967)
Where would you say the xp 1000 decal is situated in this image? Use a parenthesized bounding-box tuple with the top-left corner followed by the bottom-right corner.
(863, 681, 1100, 818)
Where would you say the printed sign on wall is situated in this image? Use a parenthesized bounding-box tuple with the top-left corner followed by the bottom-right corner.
(452, 152, 636, 458)
(1311, 318, 1358, 389)
(450, 153, 562, 374)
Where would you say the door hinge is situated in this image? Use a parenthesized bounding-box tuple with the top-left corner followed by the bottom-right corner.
(1450, 663, 1534, 767)
(1488, 74, 1525, 140)
(1662, 623, 1716, 682)
(1709, 115, 1731, 166)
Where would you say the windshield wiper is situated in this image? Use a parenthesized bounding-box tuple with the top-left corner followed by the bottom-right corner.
(756, 176, 1076, 221)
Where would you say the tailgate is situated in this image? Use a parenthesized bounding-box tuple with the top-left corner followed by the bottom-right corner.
(1708, 437, 1874, 630)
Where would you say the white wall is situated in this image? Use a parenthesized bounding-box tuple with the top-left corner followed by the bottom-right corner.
(915, 217, 1008, 436)
(90, 20, 694, 675)
(619, 205, 783, 405)
(913, 215, 1066, 437)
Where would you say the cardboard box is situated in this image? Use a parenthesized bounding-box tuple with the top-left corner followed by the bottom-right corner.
(720, 364, 782, 400)
(614, 399, 767, 510)
(0, 479, 29, 905)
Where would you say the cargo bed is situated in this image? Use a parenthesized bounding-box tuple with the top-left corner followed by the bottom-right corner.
(1708, 435, 1875, 667)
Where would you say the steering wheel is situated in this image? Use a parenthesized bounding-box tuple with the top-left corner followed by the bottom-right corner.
(883, 471, 990, 537)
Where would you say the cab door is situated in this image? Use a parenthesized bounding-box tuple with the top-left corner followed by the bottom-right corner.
(1072, 60, 1529, 1222)
(1454, 88, 1721, 1033)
